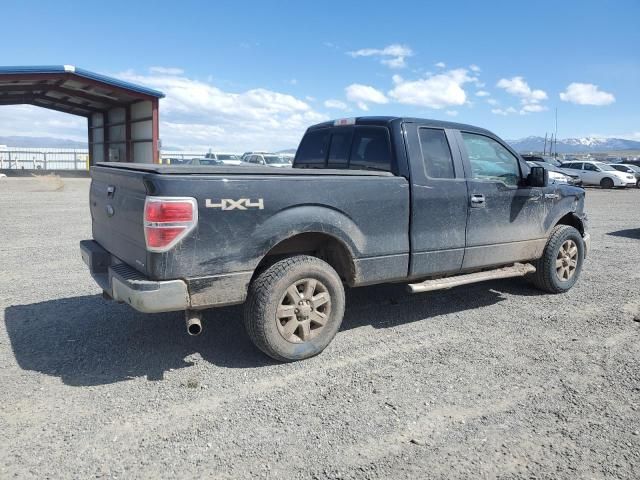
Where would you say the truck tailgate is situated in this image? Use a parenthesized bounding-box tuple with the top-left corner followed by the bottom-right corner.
(90, 167, 149, 276)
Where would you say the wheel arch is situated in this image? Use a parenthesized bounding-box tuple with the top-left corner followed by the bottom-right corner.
(250, 205, 365, 285)
(554, 212, 585, 236)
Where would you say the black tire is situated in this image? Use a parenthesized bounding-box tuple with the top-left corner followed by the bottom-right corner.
(244, 255, 345, 362)
(636, 179, 640, 189)
(600, 177, 614, 189)
(529, 225, 584, 293)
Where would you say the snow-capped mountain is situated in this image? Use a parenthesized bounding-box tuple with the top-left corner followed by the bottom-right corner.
(508, 136, 640, 153)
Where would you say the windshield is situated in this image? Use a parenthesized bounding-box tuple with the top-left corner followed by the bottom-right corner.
(542, 156, 562, 167)
(595, 163, 617, 171)
(217, 154, 240, 161)
(264, 155, 286, 164)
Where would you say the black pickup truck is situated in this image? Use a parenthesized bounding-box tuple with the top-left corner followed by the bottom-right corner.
(81, 117, 590, 361)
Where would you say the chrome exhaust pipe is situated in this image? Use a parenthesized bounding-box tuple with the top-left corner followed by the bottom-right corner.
(185, 310, 203, 336)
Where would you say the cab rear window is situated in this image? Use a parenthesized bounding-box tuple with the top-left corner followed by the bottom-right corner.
(295, 126, 393, 172)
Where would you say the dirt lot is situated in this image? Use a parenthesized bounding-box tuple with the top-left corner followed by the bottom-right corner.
(1, 177, 639, 479)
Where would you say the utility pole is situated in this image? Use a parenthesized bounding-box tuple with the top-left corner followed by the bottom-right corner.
(554, 107, 558, 158)
(543, 133, 548, 155)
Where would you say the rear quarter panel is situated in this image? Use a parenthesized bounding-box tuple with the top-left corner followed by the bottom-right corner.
(145, 173, 410, 282)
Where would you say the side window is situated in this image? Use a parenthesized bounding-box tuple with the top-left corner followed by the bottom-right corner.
(418, 128, 455, 179)
(583, 163, 597, 171)
(461, 132, 521, 186)
(327, 128, 353, 168)
(349, 127, 392, 171)
(295, 129, 329, 167)
(567, 163, 582, 170)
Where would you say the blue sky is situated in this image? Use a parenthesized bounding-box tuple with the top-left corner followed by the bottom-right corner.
(1, 0, 639, 150)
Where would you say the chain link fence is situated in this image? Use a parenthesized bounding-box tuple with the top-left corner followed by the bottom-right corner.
(0, 148, 212, 170)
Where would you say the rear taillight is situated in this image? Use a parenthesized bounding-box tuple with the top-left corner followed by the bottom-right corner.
(144, 197, 198, 252)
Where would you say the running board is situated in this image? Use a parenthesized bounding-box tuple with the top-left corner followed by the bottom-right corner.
(407, 263, 536, 293)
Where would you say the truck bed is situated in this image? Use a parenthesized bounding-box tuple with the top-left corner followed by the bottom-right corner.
(89, 163, 410, 307)
(97, 162, 395, 176)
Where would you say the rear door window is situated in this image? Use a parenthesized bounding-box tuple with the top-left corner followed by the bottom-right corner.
(418, 128, 455, 179)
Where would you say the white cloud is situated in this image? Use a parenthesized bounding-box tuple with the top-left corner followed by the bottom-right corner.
(324, 99, 349, 110)
(520, 103, 548, 113)
(435, 62, 446, 68)
(0, 105, 87, 142)
(388, 69, 474, 109)
(496, 76, 548, 114)
(469, 64, 481, 72)
(475, 90, 490, 97)
(487, 98, 499, 106)
(491, 107, 518, 116)
(348, 44, 413, 69)
(149, 66, 184, 75)
(496, 76, 547, 104)
(116, 70, 326, 150)
(345, 84, 388, 111)
(289, 78, 298, 85)
(559, 82, 615, 106)
(445, 110, 458, 117)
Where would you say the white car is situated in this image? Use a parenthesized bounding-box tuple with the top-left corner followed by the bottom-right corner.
(245, 153, 291, 168)
(560, 160, 636, 189)
(204, 153, 244, 166)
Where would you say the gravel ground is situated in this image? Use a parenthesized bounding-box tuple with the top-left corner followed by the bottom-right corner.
(0, 176, 639, 479)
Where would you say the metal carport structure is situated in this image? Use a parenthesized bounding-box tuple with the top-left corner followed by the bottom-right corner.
(0, 65, 164, 165)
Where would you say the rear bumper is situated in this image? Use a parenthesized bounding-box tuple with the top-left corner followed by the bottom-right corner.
(80, 240, 189, 313)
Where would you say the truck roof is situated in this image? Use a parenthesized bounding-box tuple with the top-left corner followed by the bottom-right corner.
(307, 116, 495, 137)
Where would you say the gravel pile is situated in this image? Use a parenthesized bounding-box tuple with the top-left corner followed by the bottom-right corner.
(0, 178, 638, 479)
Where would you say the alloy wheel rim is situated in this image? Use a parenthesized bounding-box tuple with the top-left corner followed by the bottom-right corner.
(276, 278, 331, 343)
(556, 239, 578, 281)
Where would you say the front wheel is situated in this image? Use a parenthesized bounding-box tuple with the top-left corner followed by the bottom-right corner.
(529, 225, 584, 293)
(600, 177, 614, 189)
(244, 255, 345, 362)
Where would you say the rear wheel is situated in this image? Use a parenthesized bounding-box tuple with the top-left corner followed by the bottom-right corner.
(244, 255, 345, 362)
(636, 179, 640, 189)
(600, 177, 614, 189)
(529, 225, 584, 293)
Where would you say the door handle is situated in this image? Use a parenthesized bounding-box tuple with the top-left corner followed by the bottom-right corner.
(470, 194, 485, 207)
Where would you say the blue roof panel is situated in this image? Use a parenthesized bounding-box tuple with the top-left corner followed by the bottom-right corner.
(0, 65, 164, 98)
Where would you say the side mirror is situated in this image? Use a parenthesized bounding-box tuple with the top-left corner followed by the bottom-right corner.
(527, 166, 548, 187)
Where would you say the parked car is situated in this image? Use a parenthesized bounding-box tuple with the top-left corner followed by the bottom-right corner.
(610, 163, 640, 188)
(560, 160, 636, 189)
(520, 154, 564, 168)
(81, 116, 590, 362)
(525, 161, 582, 186)
(622, 159, 640, 169)
(204, 153, 244, 166)
(186, 157, 224, 166)
(245, 153, 291, 168)
(278, 153, 295, 164)
(241, 151, 269, 162)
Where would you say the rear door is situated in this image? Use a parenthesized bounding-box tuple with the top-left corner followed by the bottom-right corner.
(404, 123, 468, 276)
(455, 131, 549, 269)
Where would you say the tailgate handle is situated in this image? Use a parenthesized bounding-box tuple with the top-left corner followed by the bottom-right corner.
(107, 185, 115, 197)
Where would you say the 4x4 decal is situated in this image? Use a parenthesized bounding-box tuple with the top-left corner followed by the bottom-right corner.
(205, 198, 264, 210)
